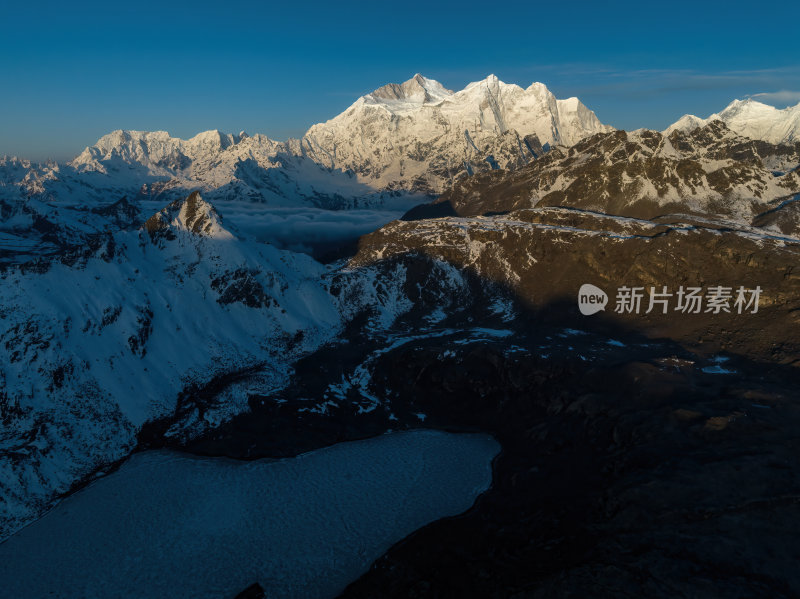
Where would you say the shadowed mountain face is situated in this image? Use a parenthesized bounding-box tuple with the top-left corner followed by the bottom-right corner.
(321, 155, 800, 595)
(174, 249, 800, 599)
(333, 320, 800, 599)
(436, 121, 800, 230)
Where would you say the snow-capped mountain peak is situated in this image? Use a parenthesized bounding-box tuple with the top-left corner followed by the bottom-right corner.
(365, 74, 453, 109)
(69, 129, 260, 173)
(143, 191, 234, 240)
(462, 73, 505, 92)
(664, 114, 707, 135)
(187, 129, 239, 150)
(70, 130, 189, 174)
(717, 97, 772, 118)
(665, 98, 800, 144)
(302, 74, 612, 194)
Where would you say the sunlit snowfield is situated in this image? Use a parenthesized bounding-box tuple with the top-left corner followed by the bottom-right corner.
(0, 430, 499, 599)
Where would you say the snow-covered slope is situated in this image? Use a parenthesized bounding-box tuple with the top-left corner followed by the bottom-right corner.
(0, 192, 336, 538)
(665, 99, 800, 144)
(0, 190, 490, 542)
(67, 128, 387, 210)
(303, 74, 612, 194)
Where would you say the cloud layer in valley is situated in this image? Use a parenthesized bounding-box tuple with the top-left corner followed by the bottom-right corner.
(218, 204, 406, 256)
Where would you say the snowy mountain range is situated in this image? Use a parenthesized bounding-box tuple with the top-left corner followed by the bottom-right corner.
(666, 98, 800, 144)
(4, 79, 797, 259)
(1, 75, 609, 216)
(303, 74, 611, 194)
(3, 73, 800, 559)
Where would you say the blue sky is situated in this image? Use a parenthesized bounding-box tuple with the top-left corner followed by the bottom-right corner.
(2, 0, 799, 161)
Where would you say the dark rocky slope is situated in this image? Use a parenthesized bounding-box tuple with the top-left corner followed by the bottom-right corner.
(338, 334, 800, 598)
(170, 239, 800, 597)
(145, 173, 800, 597)
(433, 121, 800, 231)
(352, 207, 800, 363)
(335, 195, 800, 595)
(182, 278, 800, 598)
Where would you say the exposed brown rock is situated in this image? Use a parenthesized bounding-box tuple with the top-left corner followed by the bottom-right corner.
(352, 207, 800, 362)
(434, 122, 800, 229)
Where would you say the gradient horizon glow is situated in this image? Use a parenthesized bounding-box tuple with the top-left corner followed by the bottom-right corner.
(3, 0, 799, 161)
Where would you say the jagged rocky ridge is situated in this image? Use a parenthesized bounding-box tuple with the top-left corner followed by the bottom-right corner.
(432, 121, 800, 231)
(353, 206, 800, 362)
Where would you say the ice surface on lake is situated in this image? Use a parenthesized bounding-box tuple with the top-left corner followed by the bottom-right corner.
(0, 430, 499, 599)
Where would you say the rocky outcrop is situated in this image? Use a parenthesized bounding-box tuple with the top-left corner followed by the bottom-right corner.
(434, 122, 800, 228)
(143, 191, 234, 240)
(352, 207, 800, 363)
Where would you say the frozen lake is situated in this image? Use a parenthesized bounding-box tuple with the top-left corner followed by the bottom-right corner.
(0, 429, 499, 599)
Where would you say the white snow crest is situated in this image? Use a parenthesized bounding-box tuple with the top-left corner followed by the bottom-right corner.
(665, 99, 800, 144)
